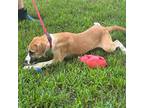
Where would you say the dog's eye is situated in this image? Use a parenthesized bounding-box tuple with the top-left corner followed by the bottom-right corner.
(29, 51, 34, 55)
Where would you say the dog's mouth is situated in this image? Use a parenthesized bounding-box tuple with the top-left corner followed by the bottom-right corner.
(23, 56, 52, 66)
(23, 53, 37, 66)
(23, 50, 53, 66)
(23, 56, 39, 66)
(23, 50, 40, 66)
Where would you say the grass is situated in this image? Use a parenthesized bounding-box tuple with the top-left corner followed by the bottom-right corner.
(18, 0, 126, 107)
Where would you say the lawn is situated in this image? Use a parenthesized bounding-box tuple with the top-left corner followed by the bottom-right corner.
(18, 0, 126, 107)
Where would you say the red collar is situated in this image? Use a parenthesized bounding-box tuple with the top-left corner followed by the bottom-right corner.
(45, 32, 52, 49)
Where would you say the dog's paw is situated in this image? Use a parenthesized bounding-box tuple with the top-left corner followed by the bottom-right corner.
(23, 65, 32, 70)
(94, 22, 101, 26)
(23, 64, 44, 70)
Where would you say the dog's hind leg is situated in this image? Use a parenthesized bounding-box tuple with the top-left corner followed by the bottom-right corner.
(113, 40, 126, 53)
(94, 22, 101, 26)
(102, 40, 126, 54)
(100, 32, 126, 54)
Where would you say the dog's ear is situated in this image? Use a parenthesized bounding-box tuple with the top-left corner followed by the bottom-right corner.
(36, 42, 47, 54)
(32, 43, 40, 51)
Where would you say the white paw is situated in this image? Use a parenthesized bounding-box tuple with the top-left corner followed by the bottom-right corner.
(94, 22, 101, 26)
(115, 40, 126, 54)
(121, 47, 126, 54)
(23, 65, 32, 69)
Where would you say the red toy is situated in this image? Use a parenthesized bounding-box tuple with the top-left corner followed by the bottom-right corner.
(79, 55, 107, 68)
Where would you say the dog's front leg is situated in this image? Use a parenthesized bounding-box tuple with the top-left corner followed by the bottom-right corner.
(23, 50, 65, 69)
(23, 59, 54, 69)
(35, 59, 54, 68)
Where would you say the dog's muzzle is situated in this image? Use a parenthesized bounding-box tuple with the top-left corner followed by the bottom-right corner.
(23, 53, 31, 66)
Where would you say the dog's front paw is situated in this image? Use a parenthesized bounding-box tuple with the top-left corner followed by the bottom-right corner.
(23, 65, 32, 70)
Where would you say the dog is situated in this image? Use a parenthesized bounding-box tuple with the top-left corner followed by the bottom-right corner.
(23, 22, 126, 69)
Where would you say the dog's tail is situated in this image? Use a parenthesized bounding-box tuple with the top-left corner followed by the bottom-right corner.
(106, 25, 126, 32)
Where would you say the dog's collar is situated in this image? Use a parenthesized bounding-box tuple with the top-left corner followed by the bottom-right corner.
(45, 32, 52, 48)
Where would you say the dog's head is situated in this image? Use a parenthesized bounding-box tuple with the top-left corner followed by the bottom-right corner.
(24, 36, 50, 65)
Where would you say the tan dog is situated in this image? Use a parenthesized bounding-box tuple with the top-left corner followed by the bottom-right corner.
(23, 22, 126, 69)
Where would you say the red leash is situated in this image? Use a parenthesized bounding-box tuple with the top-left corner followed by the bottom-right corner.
(32, 0, 47, 33)
(31, 0, 52, 48)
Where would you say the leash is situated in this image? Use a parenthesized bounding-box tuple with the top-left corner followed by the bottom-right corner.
(31, 0, 52, 48)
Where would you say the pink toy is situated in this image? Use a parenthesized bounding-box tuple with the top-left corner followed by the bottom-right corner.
(79, 55, 107, 68)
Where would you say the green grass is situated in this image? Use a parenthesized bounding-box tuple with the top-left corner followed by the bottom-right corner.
(18, 0, 126, 107)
